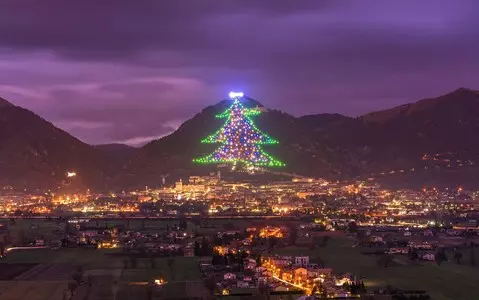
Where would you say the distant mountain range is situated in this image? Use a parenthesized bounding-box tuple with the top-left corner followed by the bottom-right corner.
(0, 97, 107, 189)
(1, 88, 479, 190)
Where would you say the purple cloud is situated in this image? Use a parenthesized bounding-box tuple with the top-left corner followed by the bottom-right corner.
(0, 1, 479, 144)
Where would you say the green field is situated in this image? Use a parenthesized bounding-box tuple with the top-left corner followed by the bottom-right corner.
(0, 281, 69, 300)
(2, 248, 201, 279)
(2, 248, 124, 269)
(274, 237, 479, 300)
(0, 247, 203, 299)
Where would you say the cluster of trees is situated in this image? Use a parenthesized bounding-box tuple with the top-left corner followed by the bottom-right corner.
(407, 243, 476, 267)
(343, 281, 366, 295)
(211, 251, 249, 270)
(194, 237, 213, 256)
(374, 286, 430, 299)
(391, 295, 430, 300)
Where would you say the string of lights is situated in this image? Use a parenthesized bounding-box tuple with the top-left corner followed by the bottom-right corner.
(193, 93, 285, 168)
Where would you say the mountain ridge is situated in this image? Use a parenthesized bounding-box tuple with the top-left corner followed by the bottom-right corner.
(2, 88, 479, 189)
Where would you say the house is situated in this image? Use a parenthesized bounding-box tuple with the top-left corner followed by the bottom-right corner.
(224, 272, 236, 280)
(388, 247, 409, 254)
(237, 280, 249, 288)
(282, 270, 293, 282)
(446, 229, 459, 236)
(294, 256, 309, 266)
(258, 276, 269, 284)
(335, 274, 353, 286)
(272, 258, 291, 267)
(423, 229, 434, 237)
(278, 255, 292, 261)
(408, 241, 433, 250)
(218, 230, 241, 238)
(184, 245, 194, 257)
(307, 268, 332, 278)
(293, 267, 308, 283)
(199, 256, 213, 266)
(245, 262, 256, 270)
(422, 253, 435, 261)
(34, 239, 45, 247)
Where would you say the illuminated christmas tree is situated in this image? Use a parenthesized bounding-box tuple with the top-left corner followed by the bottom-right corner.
(194, 92, 285, 168)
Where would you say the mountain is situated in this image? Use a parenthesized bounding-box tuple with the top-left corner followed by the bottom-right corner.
(2, 87, 479, 189)
(0, 97, 14, 108)
(116, 97, 360, 187)
(357, 88, 479, 169)
(0, 99, 108, 189)
(118, 88, 479, 188)
(95, 144, 136, 162)
(302, 87, 479, 188)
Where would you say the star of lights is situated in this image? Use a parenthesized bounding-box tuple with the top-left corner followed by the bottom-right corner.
(229, 91, 244, 98)
(193, 94, 285, 168)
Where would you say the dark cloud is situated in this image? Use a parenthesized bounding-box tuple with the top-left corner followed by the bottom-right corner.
(1, 1, 479, 144)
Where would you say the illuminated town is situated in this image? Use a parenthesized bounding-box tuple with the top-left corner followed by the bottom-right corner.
(0, 172, 478, 298)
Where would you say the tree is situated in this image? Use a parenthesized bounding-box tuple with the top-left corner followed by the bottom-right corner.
(319, 282, 328, 299)
(193, 93, 284, 168)
(360, 281, 366, 293)
(194, 240, 200, 256)
(179, 218, 187, 231)
(200, 237, 212, 256)
(470, 242, 476, 266)
(435, 249, 447, 266)
(311, 284, 319, 295)
(289, 225, 298, 245)
(146, 284, 153, 300)
(111, 281, 119, 300)
(256, 254, 262, 266)
(68, 281, 77, 298)
(321, 236, 330, 247)
(348, 221, 358, 233)
(168, 258, 175, 280)
(204, 276, 216, 295)
(258, 281, 270, 299)
(454, 251, 463, 264)
(72, 267, 83, 285)
(377, 254, 393, 268)
(408, 248, 419, 261)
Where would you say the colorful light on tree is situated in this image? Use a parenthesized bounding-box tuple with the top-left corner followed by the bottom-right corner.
(194, 92, 285, 168)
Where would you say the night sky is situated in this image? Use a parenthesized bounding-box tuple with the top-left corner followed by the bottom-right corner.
(1, 1, 479, 145)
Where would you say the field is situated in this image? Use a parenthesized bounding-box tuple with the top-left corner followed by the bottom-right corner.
(274, 237, 479, 300)
(0, 247, 203, 300)
(0, 281, 69, 300)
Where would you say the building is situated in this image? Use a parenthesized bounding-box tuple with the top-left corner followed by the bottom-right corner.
(293, 267, 308, 283)
(294, 256, 309, 267)
(224, 273, 236, 280)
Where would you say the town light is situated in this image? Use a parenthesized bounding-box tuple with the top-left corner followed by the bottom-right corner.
(66, 171, 77, 178)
